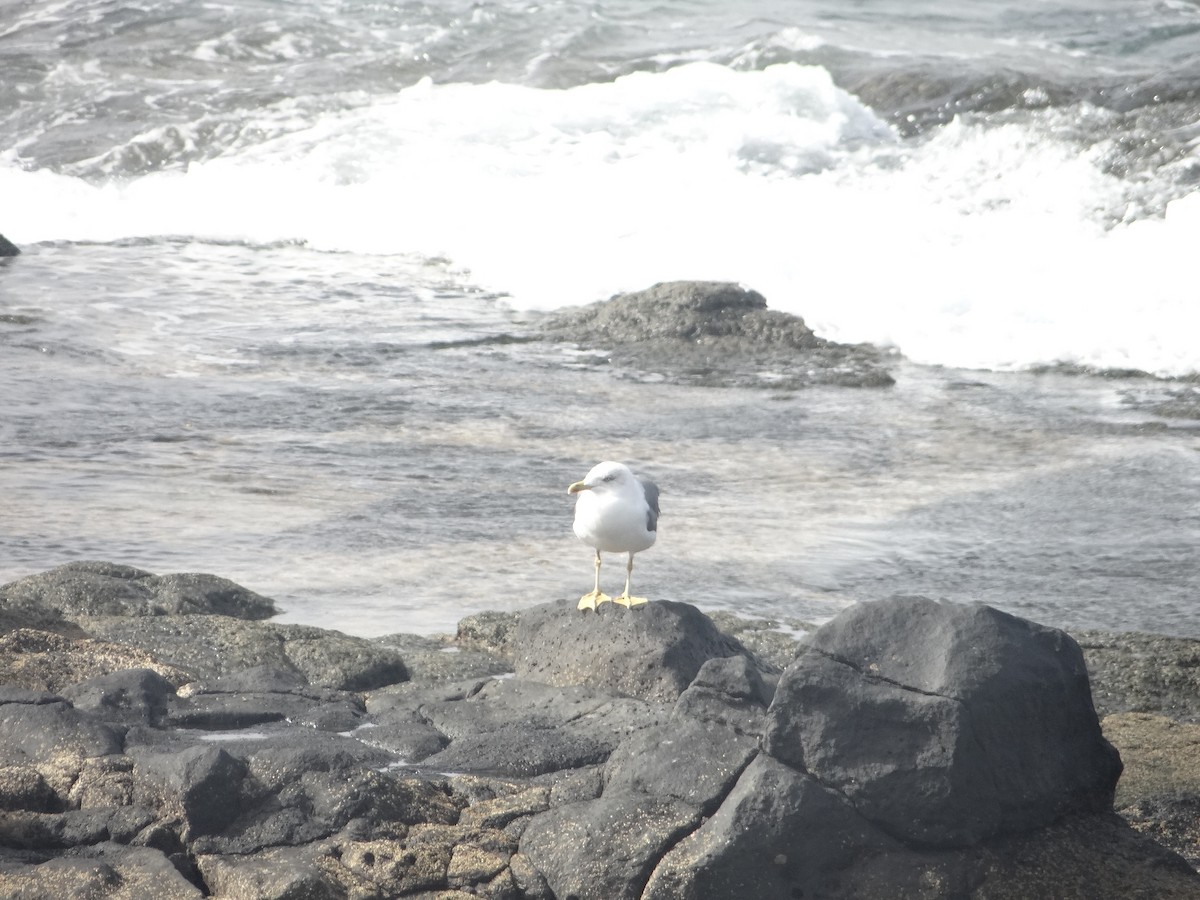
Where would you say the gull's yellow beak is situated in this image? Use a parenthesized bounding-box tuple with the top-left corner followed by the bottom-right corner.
(567, 480, 590, 495)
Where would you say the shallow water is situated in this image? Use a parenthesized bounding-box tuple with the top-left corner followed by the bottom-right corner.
(2, 242, 1197, 637)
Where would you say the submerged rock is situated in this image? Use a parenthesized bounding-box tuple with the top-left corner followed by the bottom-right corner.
(540, 280, 896, 388)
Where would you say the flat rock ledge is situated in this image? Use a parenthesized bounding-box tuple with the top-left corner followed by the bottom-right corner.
(539, 280, 896, 389)
(2, 564, 1200, 899)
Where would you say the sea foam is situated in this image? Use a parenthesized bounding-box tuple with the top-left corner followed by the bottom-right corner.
(3, 61, 1197, 376)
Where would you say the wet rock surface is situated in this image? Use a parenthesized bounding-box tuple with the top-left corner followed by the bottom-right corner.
(539, 280, 897, 388)
(2, 562, 1200, 898)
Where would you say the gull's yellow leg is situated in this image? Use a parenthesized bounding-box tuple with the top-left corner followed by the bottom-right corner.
(578, 549, 612, 611)
(612, 553, 648, 608)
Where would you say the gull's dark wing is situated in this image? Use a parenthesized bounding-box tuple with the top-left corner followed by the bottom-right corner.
(640, 479, 660, 532)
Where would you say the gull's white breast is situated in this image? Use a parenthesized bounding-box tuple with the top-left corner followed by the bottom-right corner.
(573, 485, 656, 553)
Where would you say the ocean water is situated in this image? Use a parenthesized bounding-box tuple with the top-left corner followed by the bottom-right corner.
(1, 0, 1198, 638)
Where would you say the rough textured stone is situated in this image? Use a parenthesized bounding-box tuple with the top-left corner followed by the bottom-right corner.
(374, 632, 511, 683)
(540, 280, 895, 389)
(0, 629, 192, 693)
(62, 668, 176, 728)
(819, 813, 1200, 900)
(79, 615, 408, 691)
(1077, 630, 1200, 722)
(134, 745, 250, 839)
(323, 838, 453, 896)
(643, 754, 890, 900)
(457, 787, 551, 831)
(196, 845, 341, 900)
(520, 794, 703, 900)
(0, 843, 203, 899)
(765, 596, 1123, 846)
(166, 668, 366, 732)
(4, 566, 1199, 899)
(603, 718, 758, 814)
(0, 694, 123, 766)
(130, 730, 458, 855)
(672, 653, 772, 736)
(513, 599, 749, 702)
(0, 806, 156, 851)
(1105, 712, 1200, 868)
(0, 602, 84, 638)
(418, 678, 663, 777)
(0, 765, 59, 813)
(69, 755, 137, 809)
(456, 611, 519, 659)
(0, 561, 277, 620)
(706, 610, 810, 673)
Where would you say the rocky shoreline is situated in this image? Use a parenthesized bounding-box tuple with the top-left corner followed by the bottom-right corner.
(2, 562, 1199, 898)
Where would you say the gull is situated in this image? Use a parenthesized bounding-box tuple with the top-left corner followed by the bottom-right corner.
(567, 461, 660, 611)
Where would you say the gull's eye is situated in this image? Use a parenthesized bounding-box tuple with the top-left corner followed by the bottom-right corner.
(602, 473, 617, 482)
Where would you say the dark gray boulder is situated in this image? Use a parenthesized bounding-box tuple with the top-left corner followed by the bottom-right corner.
(540, 280, 895, 388)
(133, 745, 250, 839)
(643, 754, 891, 900)
(0, 561, 277, 621)
(646, 719, 1200, 900)
(520, 794, 703, 900)
(0, 234, 19, 257)
(61, 668, 177, 728)
(0, 692, 123, 766)
(672, 653, 773, 736)
(513, 599, 749, 702)
(352, 710, 449, 763)
(602, 717, 759, 814)
(764, 596, 1123, 847)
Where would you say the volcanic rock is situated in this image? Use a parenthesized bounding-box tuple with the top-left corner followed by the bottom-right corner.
(540, 280, 896, 388)
(764, 596, 1123, 847)
(0, 562, 277, 621)
(512, 598, 749, 702)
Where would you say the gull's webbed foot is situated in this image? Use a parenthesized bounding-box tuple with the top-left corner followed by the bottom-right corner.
(578, 591, 612, 612)
(612, 593, 648, 608)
